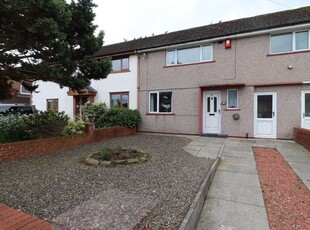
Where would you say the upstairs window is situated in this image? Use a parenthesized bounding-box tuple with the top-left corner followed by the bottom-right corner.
(270, 30, 309, 54)
(20, 85, 30, 95)
(166, 44, 212, 65)
(149, 91, 172, 113)
(112, 57, 129, 72)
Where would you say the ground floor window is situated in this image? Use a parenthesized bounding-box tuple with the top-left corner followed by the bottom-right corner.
(149, 91, 172, 113)
(110, 92, 129, 108)
(227, 89, 238, 109)
(47, 99, 58, 112)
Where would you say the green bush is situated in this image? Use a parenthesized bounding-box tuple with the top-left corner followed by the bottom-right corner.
(95, 108, 140, 128)
(62, 119, 85, 135)
(23, 110, 69, 139)
(82, 102, 108, 123)
(0, 114, 28, 143)
(0, 110, 69, 143)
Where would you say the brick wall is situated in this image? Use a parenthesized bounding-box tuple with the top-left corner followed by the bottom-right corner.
(0, 125, 136, 162)
(294, 127, 310, 151)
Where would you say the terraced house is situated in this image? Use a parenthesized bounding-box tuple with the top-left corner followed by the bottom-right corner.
(33, 6, 310, 139)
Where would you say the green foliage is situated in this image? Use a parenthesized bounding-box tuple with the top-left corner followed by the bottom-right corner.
(0, 114, 28, 143)
(0, 111, 69, 143)
(0, 0, 112, 100)
(22, 110, 69, 139)
(62, 119, 85, 135)
(95, 145, 111, 161)
(82, 102, 108, 123)
(95, 108, 141, 128)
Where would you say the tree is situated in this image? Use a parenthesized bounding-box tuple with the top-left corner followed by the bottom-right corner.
(0, 0, 112, 100)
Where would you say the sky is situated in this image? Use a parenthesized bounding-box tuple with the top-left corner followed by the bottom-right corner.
(92, 0, 310, 45)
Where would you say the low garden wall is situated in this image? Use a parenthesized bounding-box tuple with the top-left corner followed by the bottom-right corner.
(0, 125, 136, 162)
(294, 127, 310, 151)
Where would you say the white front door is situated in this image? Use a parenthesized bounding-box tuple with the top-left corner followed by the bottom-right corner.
(301, 91, 310, 129)
(254, 92, 277, 138)
(203, 91, 221, 134)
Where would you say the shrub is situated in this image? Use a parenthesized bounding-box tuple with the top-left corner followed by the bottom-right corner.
(95, 145, 111, 160)
(0, 110, 69, 143)
(0, 114, 28, 143)
(95, 108, 140, 128)
(23, 110, 69, 139)
(82, 102, 108, 123)
(62, 119, 85, 135)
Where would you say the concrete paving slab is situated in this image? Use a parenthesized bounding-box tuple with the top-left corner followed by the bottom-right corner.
(212, 170, 260, 188)
(204, 143, 223, 148)
(223, 145, 252, 152)
(184, 149, 199, 156)
(273, 141, 301, 149)
(303, 180, 310, 190)
(221, 149, 254, 158)
(255, 141, 276, 148)
(208, 138, 226, 144)
(184, 145, 203, 151)
(217, 163, 258, 175)
(196, 198, 269, 230)
(280, 155, 310, 163)
(220, 156, 256, 166)
(207, 181, 265, 207)
(188, 141, 205, 146)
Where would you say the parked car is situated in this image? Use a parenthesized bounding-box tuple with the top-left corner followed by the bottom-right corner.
(0, 104, 36, 116)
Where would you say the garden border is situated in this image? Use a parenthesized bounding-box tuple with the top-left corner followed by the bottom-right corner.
(294, 127, 310, 151)
(0, 125, 136, 162)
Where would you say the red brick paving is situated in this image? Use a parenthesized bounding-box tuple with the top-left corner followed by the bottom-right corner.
(0, 204, 52, 230)
(253, 147, 310, 230)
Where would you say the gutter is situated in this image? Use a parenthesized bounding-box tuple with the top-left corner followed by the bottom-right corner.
(137, 23, 310, 53)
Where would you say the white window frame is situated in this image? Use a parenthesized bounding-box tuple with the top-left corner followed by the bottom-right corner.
(166, 44, 213, 66)
(227, 89, 238, 109)
(149, 91, 173, 113)
(270, 29, 310, 54)
(20, 85, 31, 95)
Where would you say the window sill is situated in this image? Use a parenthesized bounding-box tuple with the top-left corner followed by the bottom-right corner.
(267, 49, 310, 57)
(224, 109, 240, 111)
(163, 60, 215, 68)
(110, 70, 130, 74)
(146, 113, 175, 116)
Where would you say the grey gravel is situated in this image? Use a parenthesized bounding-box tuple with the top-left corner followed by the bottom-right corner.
(0, 134, 214, 229)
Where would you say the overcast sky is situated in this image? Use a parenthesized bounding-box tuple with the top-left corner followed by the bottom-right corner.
(92, 0, 310, 45)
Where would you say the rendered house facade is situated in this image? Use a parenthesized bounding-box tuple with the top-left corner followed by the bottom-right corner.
(136, 7, 310, 139)
(32, 54, 138, 118)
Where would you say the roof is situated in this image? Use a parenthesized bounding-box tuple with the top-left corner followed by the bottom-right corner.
(94, 6, 310, 57)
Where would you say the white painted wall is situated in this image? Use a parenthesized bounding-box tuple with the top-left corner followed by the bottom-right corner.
(32, 54, 138, 119)
(32, 82, 74, 117)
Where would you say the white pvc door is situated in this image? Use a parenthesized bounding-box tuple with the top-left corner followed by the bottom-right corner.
(203, 91, 221, 134)
(254, 92, 277, 138)
(302, 91, 310, 129)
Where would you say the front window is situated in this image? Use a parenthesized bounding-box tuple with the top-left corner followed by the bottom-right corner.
(227, 89, 238, 109)
(270, 30, 310, 54)
(47, 99, 58, 112)
(110, 92, 129, 108)
(20, 85, 30, 95)
(166, 44, 212, 66)
(111, 57, 129, 72)
(149, 91, 172, 113)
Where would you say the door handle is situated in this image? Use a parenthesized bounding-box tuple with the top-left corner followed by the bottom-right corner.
(272, 112, 275, 117)
(209, 114, 215, 116)
(303, 113, 305, 118)
(218, 110, 221, 114)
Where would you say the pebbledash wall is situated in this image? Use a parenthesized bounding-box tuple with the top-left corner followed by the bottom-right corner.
(294, 128, 310, 151)
(0, 125, 136, 162)
(138, 34, 310, 139)
(32, 55, 138, 118)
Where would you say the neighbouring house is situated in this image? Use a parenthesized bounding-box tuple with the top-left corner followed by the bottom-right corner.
(1, 81, 31, 104)
(33, 6, 310, 139)
(32, 53, 138, 118)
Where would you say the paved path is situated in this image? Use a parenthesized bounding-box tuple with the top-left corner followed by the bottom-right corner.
(0, 204, 52, 230)
(183, 137, 310, 230)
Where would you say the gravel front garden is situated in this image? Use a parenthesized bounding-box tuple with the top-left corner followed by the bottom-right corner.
(0, 134, 214, 229)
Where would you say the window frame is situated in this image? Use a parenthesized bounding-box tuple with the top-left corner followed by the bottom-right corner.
(227, 89, 238, 109)
(20, 85, 31, 95)
(46, 98, 59, 112)
(110, 92, 129, 109)
(111, 56, 130, 72)
(166, 44, 213, 66)
(149, 91, 173, 113)
(270, 30, 310, 54)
